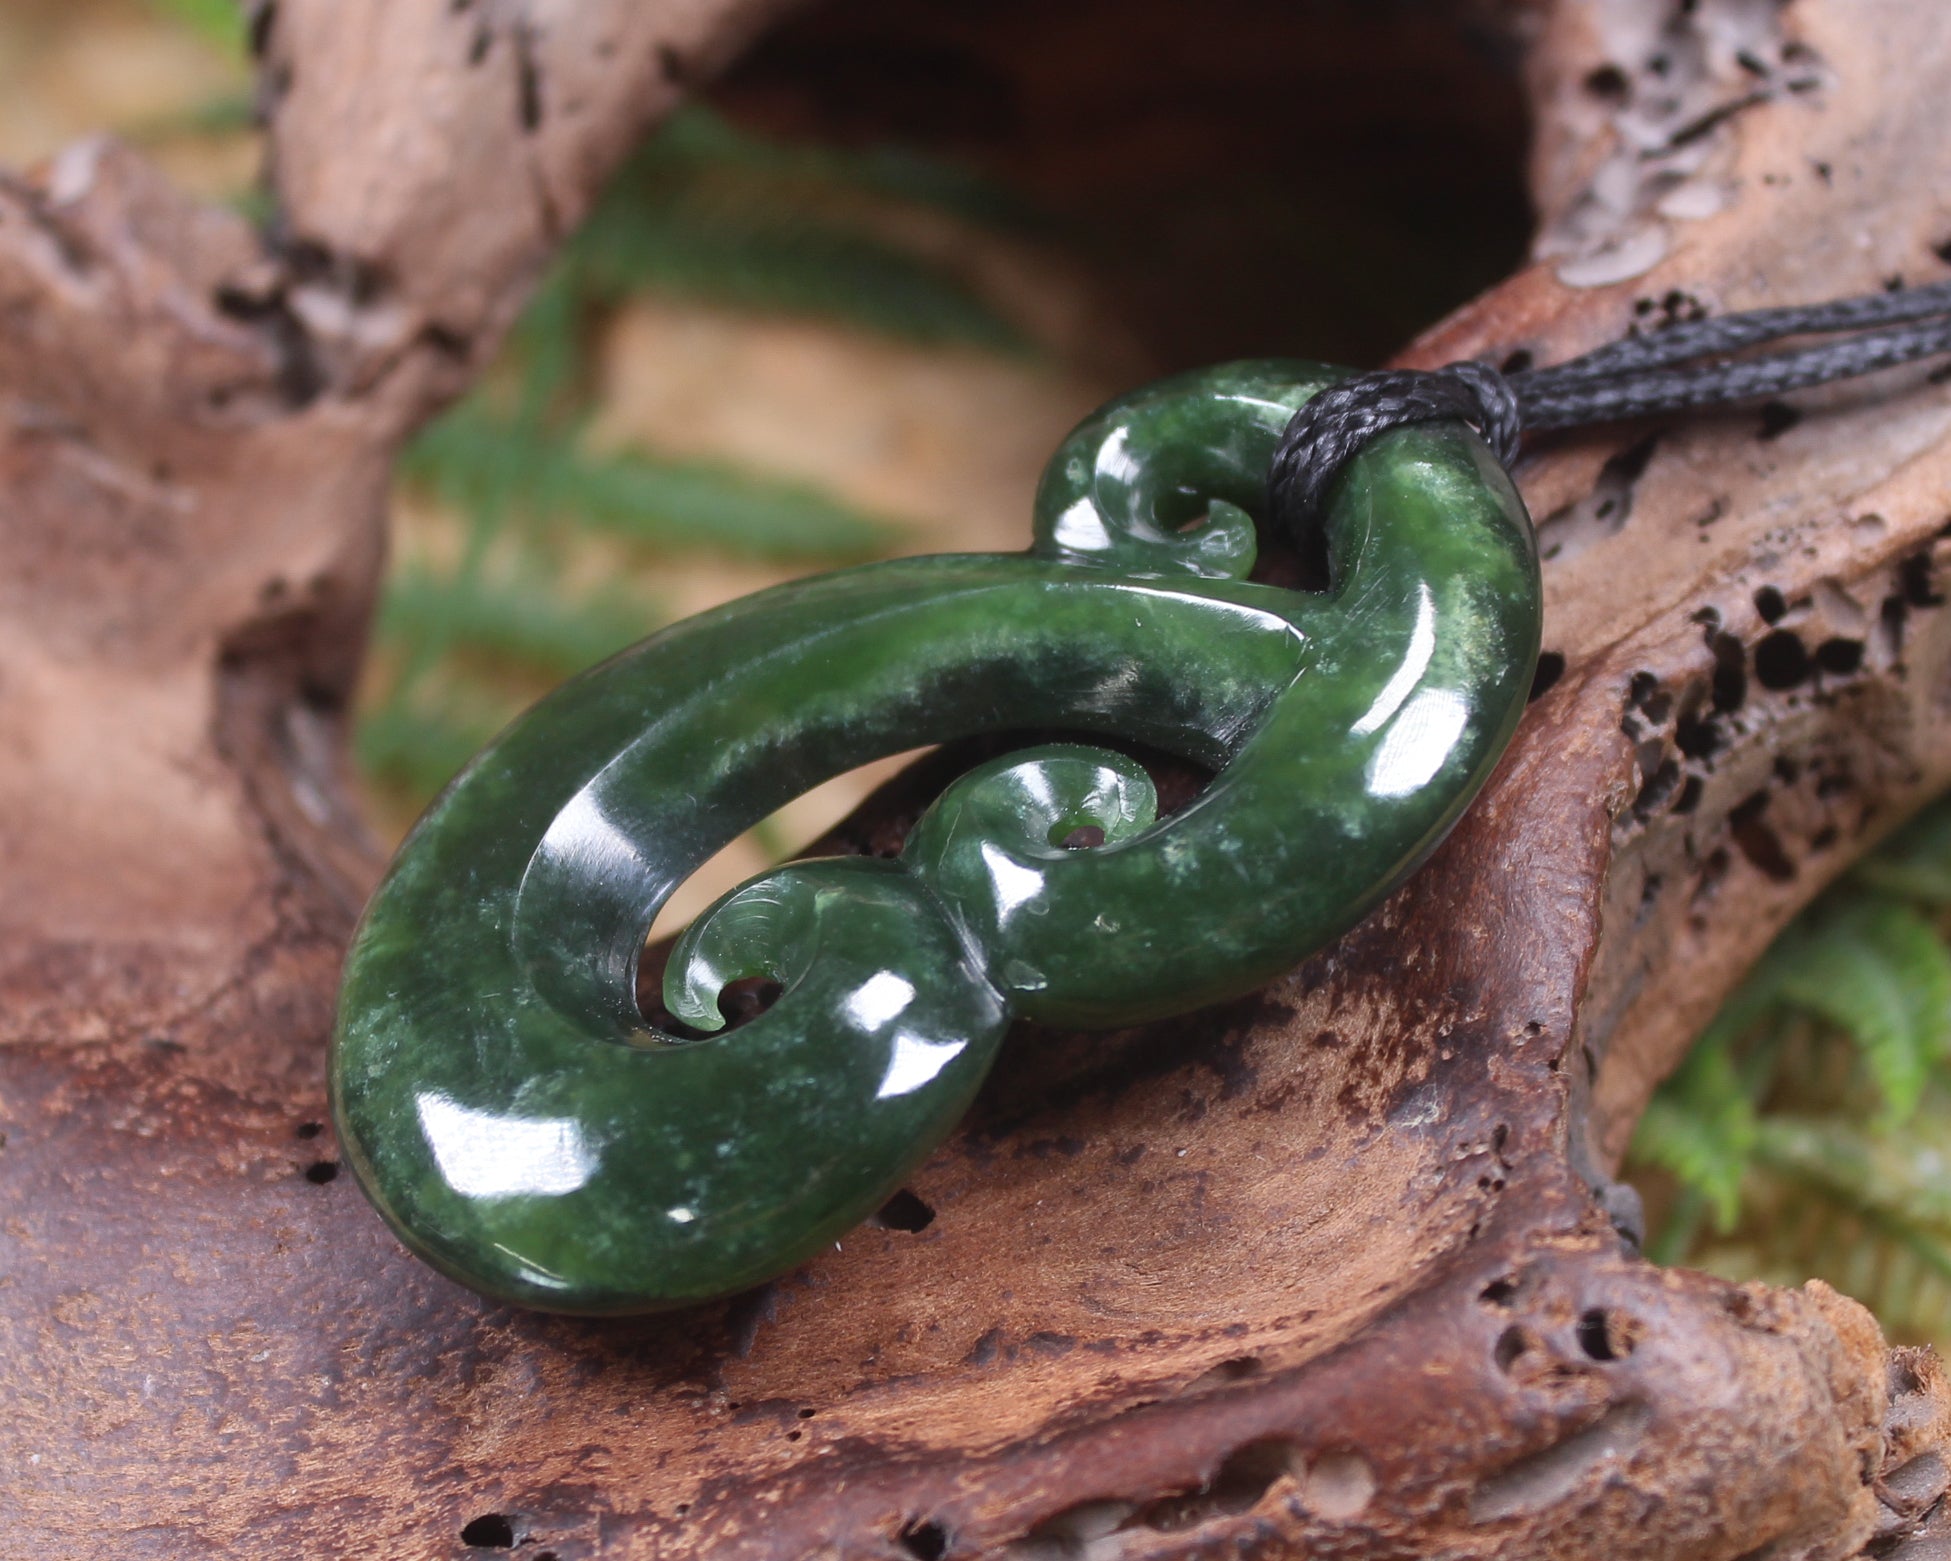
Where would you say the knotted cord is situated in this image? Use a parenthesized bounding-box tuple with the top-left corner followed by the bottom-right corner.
(1268, 277, 1951, 540)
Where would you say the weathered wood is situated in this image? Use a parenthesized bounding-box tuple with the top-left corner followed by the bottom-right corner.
(3, 1, 1950, 1558)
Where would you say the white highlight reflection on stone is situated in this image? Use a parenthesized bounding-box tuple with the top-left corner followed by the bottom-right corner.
(1366, 688, 1469, 799)
(876, 1033, 968, 1100)
(845, 970, 916, 1031)
(416, 1092, 597, 1199)
(981, 842, 1045, 921)
(1050, 497, 1115, 554)
(535, 785, 653, 882)
(1352, 583, 1435, 737)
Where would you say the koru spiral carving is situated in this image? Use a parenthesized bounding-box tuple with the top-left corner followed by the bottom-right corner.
(332, 362, 1543, 1313)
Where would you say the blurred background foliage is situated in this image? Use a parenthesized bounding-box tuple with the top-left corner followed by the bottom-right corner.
(1630, 809, 1951, 1344)
(358, 104, 1039, 820)
(8, 0, 1948, 1347)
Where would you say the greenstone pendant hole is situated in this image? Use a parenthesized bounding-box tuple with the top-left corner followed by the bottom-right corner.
(331, 360, 1543, 1313)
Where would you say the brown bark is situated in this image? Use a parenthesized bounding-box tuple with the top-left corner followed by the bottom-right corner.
(4, 1, 1951, 1558)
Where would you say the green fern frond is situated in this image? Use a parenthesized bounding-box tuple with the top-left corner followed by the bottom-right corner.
(558, 106, 1035, 354)
(538, 440, 898, 559)
(1753, 1117, 1951, 1233)
(572, 196, 1030, 353)
(1646, 1108, 1951, 1342)
(504, 267, 590, 423)
(625, 106, 1044, 238)
(1631, 1039, 1757, 1232)
(404, 404, 898, 561)
(1852, 803, 1951, 905)
(354, 680, 513, 802)
(1770, 900, 1951, 1124)
(1630, 792, 1951, 1347)
(377, 566, 660, 682)
(1751, 1118, 1951, 1281)
(146, 0, 246, 55)
(126, 91, 257, 142)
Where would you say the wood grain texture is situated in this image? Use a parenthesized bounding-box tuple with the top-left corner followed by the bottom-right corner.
(4, 1, 1951, 1558)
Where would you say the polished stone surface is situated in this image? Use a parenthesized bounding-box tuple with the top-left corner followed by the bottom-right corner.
(332, 361, 1542, 1312)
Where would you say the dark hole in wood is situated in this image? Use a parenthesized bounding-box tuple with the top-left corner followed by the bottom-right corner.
(1583, 63, 1629, 98)
(1494, 1325, 1533, 1372)
(1185, 1355, 1264, 1392)
(1529, 651, 1565, 701)
(1753, 585, 1787, 623)
(875, 1189, 936, 1232)
(296, 1121, 323, 1139)
(1756, 401, 1801, 440)
(1814, 637, 1863, 675)
(1901, 550, 1943, 607)
(1753, 630, 1811, 690)
(1134, 1438, 1294, 1533)
(1588, 434, 1661, 531)
(303, 1160, 340, 1185)
(514, 27, 543, 130)
(1674, 711, 1721, 760)
(1632, 758, 1680, 819)
(461, 1513, 518, 1548)
(1728, 792, 1795, 883)
(1882, 592, 1909, 654)
(1627, 671, 1673, 724)
(1710, 632, 1746, 713)
(898, 1518, 950, 1560)
(1576, 1308, 1636, 1361)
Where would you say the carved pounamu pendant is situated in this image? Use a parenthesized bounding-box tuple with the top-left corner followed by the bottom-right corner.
(330, 361, 1543, 1313)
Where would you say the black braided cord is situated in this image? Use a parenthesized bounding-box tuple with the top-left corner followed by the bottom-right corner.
(1267, 277, 1951, 542)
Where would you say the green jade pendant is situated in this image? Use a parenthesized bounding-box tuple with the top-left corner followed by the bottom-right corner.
(332, 362, 1543, 1314)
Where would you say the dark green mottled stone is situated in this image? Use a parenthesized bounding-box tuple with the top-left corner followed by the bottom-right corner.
(331, 361, 1542, 1313)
